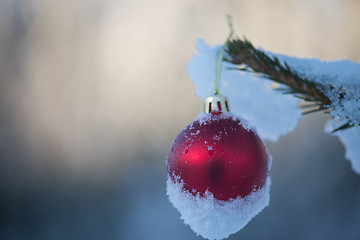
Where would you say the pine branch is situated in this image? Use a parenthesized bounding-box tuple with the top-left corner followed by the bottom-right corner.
(225, 38, 355, 132)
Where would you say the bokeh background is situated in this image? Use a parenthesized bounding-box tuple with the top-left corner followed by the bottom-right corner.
(1, 0, 360, 239)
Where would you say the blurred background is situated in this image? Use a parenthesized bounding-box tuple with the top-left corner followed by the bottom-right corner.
(0, 0, 360, 239)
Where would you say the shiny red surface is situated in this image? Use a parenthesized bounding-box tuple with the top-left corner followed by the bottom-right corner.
(167, 113, 268, 201)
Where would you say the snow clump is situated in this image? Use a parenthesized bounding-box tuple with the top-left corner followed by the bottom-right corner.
(167, 175, 271, 240)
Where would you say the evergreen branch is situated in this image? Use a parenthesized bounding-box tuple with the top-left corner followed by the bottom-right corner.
(225, 38, 332, 108)
(225, 38, 357, 131)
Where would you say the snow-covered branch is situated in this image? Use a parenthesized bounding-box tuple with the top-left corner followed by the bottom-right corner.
(188, 39, 360, 175)
(226, 38, 360, 132)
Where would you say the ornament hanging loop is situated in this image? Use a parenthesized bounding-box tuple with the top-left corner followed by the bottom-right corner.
(205, 15, 234, 114)
(213, 15, 234, 95)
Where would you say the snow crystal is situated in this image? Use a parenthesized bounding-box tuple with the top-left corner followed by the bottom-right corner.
(187, 39, 302, 142)
(213, 135, 221, 141)
(166, 175, 271, 240)
(325, 119, 360, 174)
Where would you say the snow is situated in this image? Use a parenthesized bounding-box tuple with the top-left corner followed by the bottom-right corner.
(194, 111, 252, 132)
(187, 39, 302, 142)
(325, 120, 360, 174)
(182, 38, 360, 238)
(268, 51, 360, 173)
(269, 53, 360, 126)
(187, 39, 360, 175)
(166, 174, 271, 240)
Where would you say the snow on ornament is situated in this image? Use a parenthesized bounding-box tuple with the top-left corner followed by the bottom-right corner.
(166, 94, 271, 240)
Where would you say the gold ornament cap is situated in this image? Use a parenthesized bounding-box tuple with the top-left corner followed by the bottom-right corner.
(204, 93, 230, 113)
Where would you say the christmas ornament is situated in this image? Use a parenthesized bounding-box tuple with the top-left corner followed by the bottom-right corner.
(166, 17, 271, 240)
(168, 95, 269, 201)
(166, 94, 271, 240)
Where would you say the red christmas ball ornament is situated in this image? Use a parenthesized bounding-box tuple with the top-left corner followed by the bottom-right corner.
(166, 94, 271, 240)
(167, 94, 269, 201)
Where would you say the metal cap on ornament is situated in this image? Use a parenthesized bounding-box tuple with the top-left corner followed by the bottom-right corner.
(204, 93, 230, 114)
